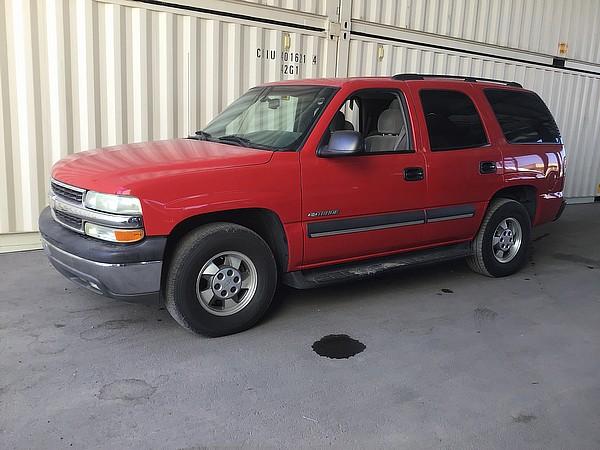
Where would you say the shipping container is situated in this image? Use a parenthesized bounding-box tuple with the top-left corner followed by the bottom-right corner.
(0, 0, 599, 251)
(350, 0, 600, 65)
(0, 0, 334, 248)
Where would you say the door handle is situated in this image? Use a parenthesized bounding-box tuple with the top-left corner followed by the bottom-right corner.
(404, 167, 424, 181)
(480, 161, 497, 174)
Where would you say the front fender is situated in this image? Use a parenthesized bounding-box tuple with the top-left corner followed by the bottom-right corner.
(135, 152, 300, 236)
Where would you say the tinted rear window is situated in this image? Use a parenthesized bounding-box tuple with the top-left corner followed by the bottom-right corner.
(420, 90, 488, 151)
(485, 89, 561, 144)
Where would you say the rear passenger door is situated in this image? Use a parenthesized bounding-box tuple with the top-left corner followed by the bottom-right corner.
(415, 85, 503, 244)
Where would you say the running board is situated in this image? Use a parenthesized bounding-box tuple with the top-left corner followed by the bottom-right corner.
(282, 243, 472, 289)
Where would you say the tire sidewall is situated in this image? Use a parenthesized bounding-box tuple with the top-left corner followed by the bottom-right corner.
(170, 225, 277, 336)
(480, 201, 531, 277)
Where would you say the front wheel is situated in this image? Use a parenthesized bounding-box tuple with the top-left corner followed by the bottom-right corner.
(165, 223, 277, 336)
(467, 199, 532, 277)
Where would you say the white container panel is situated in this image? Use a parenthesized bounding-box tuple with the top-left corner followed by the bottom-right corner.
(351, 0, 600, 65)
(238, 0, 329, 16)
(347, 37, 600, 199)
(1, 0, 599, 246)
(0, 0, 330, 235)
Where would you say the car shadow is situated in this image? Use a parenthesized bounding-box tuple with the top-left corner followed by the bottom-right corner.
(260, 258, 472, 324)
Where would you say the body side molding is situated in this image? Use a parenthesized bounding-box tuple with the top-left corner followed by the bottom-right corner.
(307, 204, 476, 238)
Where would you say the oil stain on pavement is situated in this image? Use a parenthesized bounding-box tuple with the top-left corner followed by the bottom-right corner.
(80, 318, 146, 341)
(312, 334, 365, 359)
(512, 413, 537, 424)
(474, 307, 498, 322)
(553, 253, 600, 267)
(98, 379, 156, 401)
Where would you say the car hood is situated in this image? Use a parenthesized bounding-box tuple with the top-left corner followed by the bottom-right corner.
(51, 139, 274, 194)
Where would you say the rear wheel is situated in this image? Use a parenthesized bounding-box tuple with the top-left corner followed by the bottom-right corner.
(165, 223, 277, 336)
(467, 199, 531, 277)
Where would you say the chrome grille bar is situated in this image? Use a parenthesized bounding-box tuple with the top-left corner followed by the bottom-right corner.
(50, 179, 85, 204)
(53, 209, 83, 231)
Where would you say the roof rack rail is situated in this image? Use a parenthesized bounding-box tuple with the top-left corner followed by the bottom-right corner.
(391, 73, 522, 88)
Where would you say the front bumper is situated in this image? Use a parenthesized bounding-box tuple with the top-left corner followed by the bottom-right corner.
(39, 207, 166, 302)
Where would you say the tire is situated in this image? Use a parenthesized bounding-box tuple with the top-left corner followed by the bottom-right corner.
(165, 222, 277, 337)
(467, 198, 532, 277)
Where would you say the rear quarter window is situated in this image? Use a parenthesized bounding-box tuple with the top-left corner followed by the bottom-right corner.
(420, 90, 488, 151)
(484, 89, 561, 144)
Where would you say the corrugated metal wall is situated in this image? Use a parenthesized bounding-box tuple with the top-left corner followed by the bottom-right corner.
(351, 0, 600, 65)
(239, 0, 329, 16)
(0, 0, 332, 236)
(1, 0, 599, 250)
(346, 35, 600, 199)
(245, 0, 600, 65)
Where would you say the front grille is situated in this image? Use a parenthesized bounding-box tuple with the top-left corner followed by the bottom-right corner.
(54, 209, 83, 231)
(51, 180, 84, 204)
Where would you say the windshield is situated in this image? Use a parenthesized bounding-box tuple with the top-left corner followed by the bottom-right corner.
(201, 85, 336, 151)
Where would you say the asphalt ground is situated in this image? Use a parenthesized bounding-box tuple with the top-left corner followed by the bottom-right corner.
(1, 203, 599, 449)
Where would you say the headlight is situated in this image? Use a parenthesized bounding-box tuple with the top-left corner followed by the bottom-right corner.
(84, 191, 142, 215)
(84, 223, 145, 243)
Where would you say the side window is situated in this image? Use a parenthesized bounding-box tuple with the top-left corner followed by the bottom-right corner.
(484, 89, 561, 144)
(330, 98, 360, 133)
(323, 90, 412, 154)
(420, 90, 488, 151)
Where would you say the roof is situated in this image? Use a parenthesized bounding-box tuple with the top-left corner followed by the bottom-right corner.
(261, 77, 384, 87)
(261, 75, 524, 89)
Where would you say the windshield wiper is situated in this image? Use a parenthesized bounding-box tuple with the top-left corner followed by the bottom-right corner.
(188, 130, 213, 140)
(191, 132, 273, 150)
(217, 135, 274, 150)
(217, 135, 252, 147)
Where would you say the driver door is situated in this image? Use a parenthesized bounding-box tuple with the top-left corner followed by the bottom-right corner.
(300, 87, 428, 267)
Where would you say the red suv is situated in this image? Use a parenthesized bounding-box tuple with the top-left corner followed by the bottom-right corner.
(40, 74, 566, 336)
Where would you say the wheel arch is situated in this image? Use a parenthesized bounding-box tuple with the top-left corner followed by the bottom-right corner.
(489, 185, 537, 222)
(161, 208, 289, 288)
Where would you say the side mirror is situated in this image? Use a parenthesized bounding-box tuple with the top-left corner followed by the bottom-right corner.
(318, 131, 363, 157)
